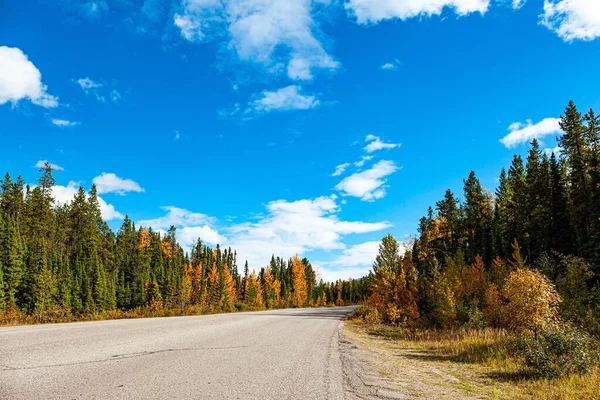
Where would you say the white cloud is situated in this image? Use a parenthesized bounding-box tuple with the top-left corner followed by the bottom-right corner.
(92, 172, 145, 195)
(174, 13, 205, 42)
(544, 145, 563, 156)
(380, 58, 402, 70)
(77, 77, 102, 92)
(354, 155, 373, 167)
(110, 89, 121, 102)
(541, 0, 600, 41)
(0, 46, 58, 108)
(34, 160, 64, 171)
(138, 206, 224, 247)
(249, 85, 319, 113)
(331, 163, 351, 177)
(500, 117, 561, 148)
(345, 0, 490, 24)
(329, 240, 380, 267)
(51, 119, 79, 127)
(83, 1, 109, 17)
(364, 134, 401, 153)
(317, 239, 408, 280)
(512, 0, 526, 9)
(139, 206, 216, 229)
(75, 77, 107, 102)
(226, 195, 390, 270)
(174, 0, 340, 80)
(51, 181, 123, 221)
(335, 160, 399, 201)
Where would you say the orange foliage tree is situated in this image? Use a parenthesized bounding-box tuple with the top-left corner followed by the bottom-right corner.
(291, 255, 307, 307)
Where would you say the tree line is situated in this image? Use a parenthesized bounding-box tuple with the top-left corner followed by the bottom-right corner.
(0, 167, 365, 323)
(361, 100, 600, 336)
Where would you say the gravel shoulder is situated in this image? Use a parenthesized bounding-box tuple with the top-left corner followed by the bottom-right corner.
(339, 322, 508, 400)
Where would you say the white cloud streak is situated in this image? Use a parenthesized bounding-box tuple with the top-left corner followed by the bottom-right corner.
(345, 0, 490, 24)
(92, 172, 145, 195)
(34, 160, 64, 171)
(500, 118, 562, 148)
(52, 119, 79, 127)
(249, 85, 319, 113)
(331, 163, 351, 177)
(364, 134, 401, 153)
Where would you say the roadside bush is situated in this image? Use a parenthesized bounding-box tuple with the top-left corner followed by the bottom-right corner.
(349, 305, 382, 325)
(502, 268, 561, 335)
(515, 324, 599, 379)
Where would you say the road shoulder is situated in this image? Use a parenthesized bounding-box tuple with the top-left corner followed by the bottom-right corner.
(339, 322, 498, 400)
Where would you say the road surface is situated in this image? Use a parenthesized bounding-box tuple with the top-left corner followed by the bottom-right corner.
(1, 306, 356, 399)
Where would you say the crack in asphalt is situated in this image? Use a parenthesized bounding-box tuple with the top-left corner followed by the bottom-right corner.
(1, 345, 251, 371)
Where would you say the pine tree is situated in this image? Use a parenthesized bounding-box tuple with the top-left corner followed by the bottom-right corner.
(558, 100, 590, 255)
(549, 153, 573, 255)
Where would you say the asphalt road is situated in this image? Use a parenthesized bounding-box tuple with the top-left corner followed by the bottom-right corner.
(0, 306, 357, 399)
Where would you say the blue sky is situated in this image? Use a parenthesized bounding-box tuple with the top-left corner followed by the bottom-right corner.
(2, 0, 600, 281)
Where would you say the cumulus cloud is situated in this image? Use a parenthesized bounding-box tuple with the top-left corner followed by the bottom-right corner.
(345, 0, 490, 24)
(138, 206, 224, 247)
(328, 240, 380, 267)
(51, 181, 124, 220)
(541, 0, 600, 41)
(335, 160, 399, 201)
(226, 195, 391, 270)
(174, 0, 340, 80)
(34, 160, 64, 171)
(173, 13, 205, 42)
(331, 163, 351, 177)
(499, 118, 562, 148)
(317, 239, 408, 280)
(51, 119, 79, 127)
(92, 172, 145, 195)
(0, 46, 58, 108)
(364, 134, 401, 153)
(249, 85, 319, 113)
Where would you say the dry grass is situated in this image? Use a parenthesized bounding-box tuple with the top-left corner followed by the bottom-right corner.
(358, 324, 600, 399)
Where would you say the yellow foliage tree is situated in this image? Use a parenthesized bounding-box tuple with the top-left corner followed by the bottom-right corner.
(178, 262, 193, 311)
(502, 268, 561, 334)
(466, 255, 487, 305)
(263, 267, 280, 309)
(139, 228, 151, 250)
(247, 270, 264, 308)
(291, 255, 307, 308)
(221, 264, 236, 312)
(191, 263, 203, 305)
(206, 263, 220, 308)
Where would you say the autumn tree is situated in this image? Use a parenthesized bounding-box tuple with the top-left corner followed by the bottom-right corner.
(291, 255, 307, 308)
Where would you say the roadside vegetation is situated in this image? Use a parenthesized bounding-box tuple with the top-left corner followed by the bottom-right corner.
(349, 101, 600, 399)
(0, 166, 364, 325)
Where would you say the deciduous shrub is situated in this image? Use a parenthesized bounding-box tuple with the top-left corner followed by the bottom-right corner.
(515, 324, 599, 379)
(502, 268, 561, 335)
